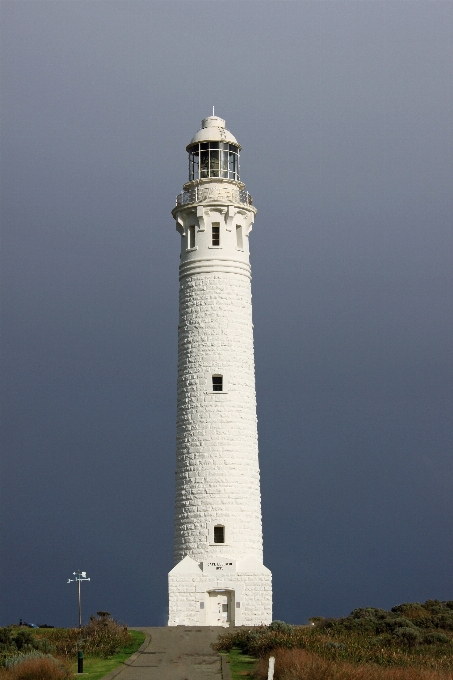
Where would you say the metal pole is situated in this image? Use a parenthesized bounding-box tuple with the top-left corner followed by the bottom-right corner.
(78, 578, 82, 629)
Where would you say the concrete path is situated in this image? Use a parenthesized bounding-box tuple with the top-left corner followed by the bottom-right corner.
(103, 627, 229, 680)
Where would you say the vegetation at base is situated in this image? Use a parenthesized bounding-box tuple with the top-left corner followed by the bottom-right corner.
(254, 648, 453, 680)
(0, 657, 73, 680)
(224, 647, 256, 679)
(0, 628, 58, 668)
(33, 612, 132, 659)
(213, 601, 453, 673)
(0, 613, 144, 680)
(70, 630, 145, 680)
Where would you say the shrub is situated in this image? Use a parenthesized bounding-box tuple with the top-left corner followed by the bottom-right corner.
(392, 627, 421, 646)
(213, 626, 304, 657)
(269, 621, 294, 634)
(33, 615, 131, 659)
(4, 652, 56, 670)
(81, 613, 131, 657)
(423, 632, 450, 645)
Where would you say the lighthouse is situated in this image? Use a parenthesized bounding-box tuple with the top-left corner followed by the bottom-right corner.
(168, 115, 272, 627)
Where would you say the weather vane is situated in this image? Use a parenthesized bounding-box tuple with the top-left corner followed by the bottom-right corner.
(67, 570, 90, 629)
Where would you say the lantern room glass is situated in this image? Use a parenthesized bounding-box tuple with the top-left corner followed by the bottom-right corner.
(188, 143, 240, 181)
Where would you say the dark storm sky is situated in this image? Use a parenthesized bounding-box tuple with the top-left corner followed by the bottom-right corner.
(1, 1, 452, 627)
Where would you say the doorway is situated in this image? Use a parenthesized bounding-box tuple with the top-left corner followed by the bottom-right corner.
(207, 590, 234, 626)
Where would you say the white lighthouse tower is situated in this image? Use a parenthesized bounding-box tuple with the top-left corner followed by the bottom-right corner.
(168, 115, 272, 627)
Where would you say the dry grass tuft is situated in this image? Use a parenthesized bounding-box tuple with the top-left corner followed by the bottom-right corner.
(255, 649, 453, 680)
(0, 657, 74, 680)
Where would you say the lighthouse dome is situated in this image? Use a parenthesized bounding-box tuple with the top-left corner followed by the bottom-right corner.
(187, 116, 241, 149)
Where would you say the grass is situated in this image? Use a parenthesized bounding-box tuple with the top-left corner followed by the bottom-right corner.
(70, 630, 145, 680)
(225, 647, 256, 679)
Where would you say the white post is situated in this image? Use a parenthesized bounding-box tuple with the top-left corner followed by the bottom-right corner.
(267, 656, 275, 680)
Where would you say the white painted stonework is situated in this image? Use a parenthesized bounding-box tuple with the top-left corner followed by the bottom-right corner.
(168, 116, 272, 627)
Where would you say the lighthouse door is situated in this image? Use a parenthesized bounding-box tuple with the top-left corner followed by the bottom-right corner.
(208, 591, 234, 626)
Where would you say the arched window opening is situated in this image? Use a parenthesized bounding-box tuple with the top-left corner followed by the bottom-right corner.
(214, 525, 225, 543)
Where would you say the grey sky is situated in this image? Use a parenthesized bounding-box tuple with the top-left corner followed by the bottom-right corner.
(1, 1, 452, 626)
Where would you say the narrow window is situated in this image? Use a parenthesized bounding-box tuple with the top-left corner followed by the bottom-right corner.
(236, 601, 241, 609)
(188, 225, 195, 249)
(200, 601, 205, 610)
(212, 223, 220, 246)
(222, 604, 228, 613)
(214, 525, 225, 543)
(236, 225, 243, 249)
(212, 375, 223, 391)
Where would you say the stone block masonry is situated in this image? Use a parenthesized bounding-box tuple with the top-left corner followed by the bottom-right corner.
(175, 273, 262, 565)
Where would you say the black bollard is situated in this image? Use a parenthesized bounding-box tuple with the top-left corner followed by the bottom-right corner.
(78, 650, 83, 674)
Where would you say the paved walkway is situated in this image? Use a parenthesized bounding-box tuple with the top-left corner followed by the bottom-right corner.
(104, 627, 229, 680)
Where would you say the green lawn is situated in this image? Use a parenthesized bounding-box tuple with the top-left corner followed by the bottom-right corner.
(71, 630, 146, 679)
(227, 646, 256, 679)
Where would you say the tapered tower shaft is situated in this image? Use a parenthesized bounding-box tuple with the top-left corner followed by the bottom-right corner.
(168, 116, 271, 627)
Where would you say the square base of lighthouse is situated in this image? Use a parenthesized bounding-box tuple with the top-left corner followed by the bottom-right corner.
(168, 555, 272, 626)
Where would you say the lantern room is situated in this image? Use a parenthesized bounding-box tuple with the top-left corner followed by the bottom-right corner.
(186, 116, 241, 182)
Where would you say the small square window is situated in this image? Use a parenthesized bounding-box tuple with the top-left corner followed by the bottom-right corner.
(212, 224, 220, 246)
(214, 525, 225, 543)
(212, 376, 223, 391)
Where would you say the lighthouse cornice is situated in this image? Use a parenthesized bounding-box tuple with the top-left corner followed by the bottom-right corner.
(172, 185, 256, 217)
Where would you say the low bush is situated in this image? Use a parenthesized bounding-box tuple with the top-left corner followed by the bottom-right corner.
(393, 628, 421, 646)
(213, 626, 307, 657)
(269, 621, 294, 635)
(33, 614, 131, 659)
(3, 652, 55, 670)
(423, 633, 450, 645)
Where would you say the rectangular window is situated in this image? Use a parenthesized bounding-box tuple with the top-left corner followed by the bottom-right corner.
(236, 225, 243, 249)
(236, 601, 241, 609)
(200, 601, 205, 610)
(214, 525, 225, 543)
(212, 375, 223, 391)
(222, 604, 228, 613)
(212, 223, 220, 246)
(188, 225, 195, 249)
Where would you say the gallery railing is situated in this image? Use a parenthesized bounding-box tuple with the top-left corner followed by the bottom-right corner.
(176, 186, 253, 207)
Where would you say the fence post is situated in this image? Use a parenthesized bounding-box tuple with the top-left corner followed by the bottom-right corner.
(267, 655, 275, 680)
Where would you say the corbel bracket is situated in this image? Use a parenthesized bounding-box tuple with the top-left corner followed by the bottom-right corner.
(197, 206, 206, 232)
(225, 205, 236, 231)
